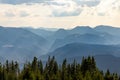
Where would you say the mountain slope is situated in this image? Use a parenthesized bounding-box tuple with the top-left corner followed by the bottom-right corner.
(49, 43, 120, 59)
(50, 33, 113, 51)
(0, 26, 47, 61)
(44, 43, 120, 73)
(25, 27, 55, 39)
(69, 26, 97, 34)
(94, 25, 120, 37)
(95, 54, 120, 74)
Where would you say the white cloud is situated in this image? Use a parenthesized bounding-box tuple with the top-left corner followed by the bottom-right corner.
(0, 3, 52, 17)
(50, 0, 82, 17)
(0, 0, 119, 28)
(96, 0, 120, 16)
(79, 0, 120, 17)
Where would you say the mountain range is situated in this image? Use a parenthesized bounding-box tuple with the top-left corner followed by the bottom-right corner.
(0, 25, 120, 73)
(0, 26, 46, 62)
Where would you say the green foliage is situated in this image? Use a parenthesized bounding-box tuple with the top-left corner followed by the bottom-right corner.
(0, 56, 119, 80)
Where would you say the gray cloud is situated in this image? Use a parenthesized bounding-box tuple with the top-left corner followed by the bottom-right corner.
(0, 0, 49, 4)
(4, 11, 15, 17)
(19, 11, 29, 17)
(0, 0, 101, 17)
(51, 9, 82, 17)
(0, 0, 100, 7)
(98, 12, 105, 16)
(75, 0, 100, 7)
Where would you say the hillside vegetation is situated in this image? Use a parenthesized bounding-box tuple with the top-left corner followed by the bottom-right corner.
(0, 56, 119, 80)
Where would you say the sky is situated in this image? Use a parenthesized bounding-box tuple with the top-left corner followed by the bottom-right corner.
(0, 0, 120, 28)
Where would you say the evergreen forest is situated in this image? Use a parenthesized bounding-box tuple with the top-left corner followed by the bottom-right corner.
(0, 56, 119, 80)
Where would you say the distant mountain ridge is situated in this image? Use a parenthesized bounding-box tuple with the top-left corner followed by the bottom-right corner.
(0, 26, 47, 62)
(48, 43, 120, 59)
(43, 42, 120, 73)
(24, 25, 120, 51)
(95, 25, 120, 37)
(1, 25, 120, 73)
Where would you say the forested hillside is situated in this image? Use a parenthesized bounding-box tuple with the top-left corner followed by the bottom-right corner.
(1, 26, 120, 75)
(0, 56, 119, 80)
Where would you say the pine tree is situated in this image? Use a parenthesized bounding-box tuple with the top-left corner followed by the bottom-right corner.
(61, 58, 68, 80)
(32, 57, 38, 72)
(104, 69, 113, 80)
(0, 56, 119, 80)
(38, 60, 43, 74)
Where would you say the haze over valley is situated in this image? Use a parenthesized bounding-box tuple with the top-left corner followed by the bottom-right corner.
(0, 25, 120, 73)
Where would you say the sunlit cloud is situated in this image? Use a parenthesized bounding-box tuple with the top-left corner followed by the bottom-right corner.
(0, 0, 119, 28)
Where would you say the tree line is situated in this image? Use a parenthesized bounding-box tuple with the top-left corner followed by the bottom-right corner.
(0, 56, 119, 80)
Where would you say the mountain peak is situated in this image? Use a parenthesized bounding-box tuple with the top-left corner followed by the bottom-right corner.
(73, 26, 91, 29)
(57, 28, 66, 32)
(70, 26, 96, 34)
(0, 26, 4, 29)
(55, 28, 68, 34)
(95, 25, 113, 29)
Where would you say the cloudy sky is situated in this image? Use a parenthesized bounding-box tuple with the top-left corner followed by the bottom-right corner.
(0, 0, 120, 28)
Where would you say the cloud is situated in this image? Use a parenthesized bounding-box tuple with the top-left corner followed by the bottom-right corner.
(51, 9, 82, 17)
(50, 0, 82, 17)
(0, 0, 100, 7)
(44, 0, 101, 17)
(4, 11, 15, 17)
(0, 0, 119, 28)
(96, 0, 120, 16)
(0, 0, 50, 4)
(0, 3, 52, 17)
(0, 0, 101, 17)
(74, 0, 100, 7)
(19, 11, 29, 17)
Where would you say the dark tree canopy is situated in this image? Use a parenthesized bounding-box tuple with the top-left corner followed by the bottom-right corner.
(0, 56, 119, 80)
